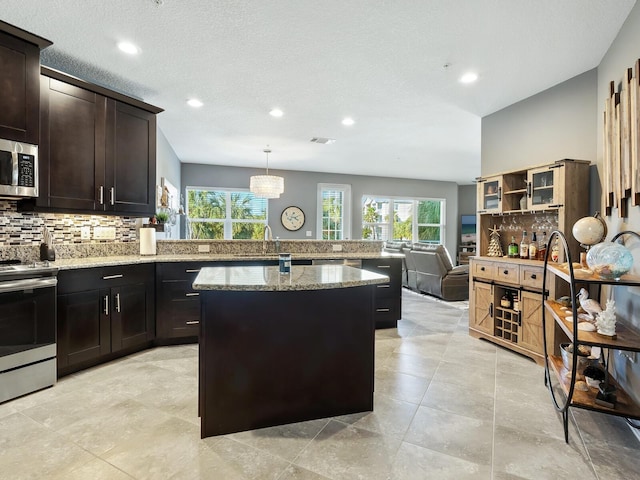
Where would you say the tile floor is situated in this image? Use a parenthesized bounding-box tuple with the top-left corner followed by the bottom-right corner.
(1, 289, 639, 479)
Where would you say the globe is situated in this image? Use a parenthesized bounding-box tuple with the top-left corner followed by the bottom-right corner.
(572, 215, 607, 247)
(586, 242, 634, 280)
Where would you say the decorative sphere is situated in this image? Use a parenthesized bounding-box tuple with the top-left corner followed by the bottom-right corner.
(572, 216, 606, 246)
(586, 242, 634, 280)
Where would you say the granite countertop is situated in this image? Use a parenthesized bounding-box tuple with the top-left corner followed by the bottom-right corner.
(51, 252, 400, 270)
(193, 264, 389, 291)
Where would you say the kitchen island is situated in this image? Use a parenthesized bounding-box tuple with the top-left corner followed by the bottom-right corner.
(193, 264, 389, 438)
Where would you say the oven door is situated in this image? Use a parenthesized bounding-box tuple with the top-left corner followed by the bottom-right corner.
(0, 277, 57, 403)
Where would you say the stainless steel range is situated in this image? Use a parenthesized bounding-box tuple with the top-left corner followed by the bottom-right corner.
(0, 260, 58, 403)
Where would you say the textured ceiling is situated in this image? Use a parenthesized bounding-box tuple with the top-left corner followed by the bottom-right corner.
(0, 0, 635, 184)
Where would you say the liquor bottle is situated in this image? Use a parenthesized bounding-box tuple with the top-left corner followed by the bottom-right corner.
(538, 231, 547, 260)
(508, 236, 519, 258)
(529, 232, 538, 260)
(500, 291, 513, 309)
(551, 236, 560, 262)
(519, 231, 529, 259)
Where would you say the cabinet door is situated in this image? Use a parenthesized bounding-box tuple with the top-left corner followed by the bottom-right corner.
(57, 289, 111, 368)
(156, 275, 201, 339)
(0, 31, 40, 144)
(39, 76, 106, 211)
(519, 290, 544, 354)
(105, 100, 156, 215)
(477, 175, 502, 213)
(111, 281, 154, 352)
(471, 281, 493, 334)
(527, 166, 560, 211)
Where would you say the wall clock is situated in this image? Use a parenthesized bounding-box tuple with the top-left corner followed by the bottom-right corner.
(281, 206, 305, 231)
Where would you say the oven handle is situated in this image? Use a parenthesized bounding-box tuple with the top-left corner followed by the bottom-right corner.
(0, 277, 57, 294)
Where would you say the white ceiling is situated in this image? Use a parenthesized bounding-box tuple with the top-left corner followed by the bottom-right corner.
(0, 1, 635, 185)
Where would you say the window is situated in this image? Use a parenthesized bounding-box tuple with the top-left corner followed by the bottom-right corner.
(362, 196, 445, 243)
(186, 187, 268, 240)
(317, 184, 351, 240)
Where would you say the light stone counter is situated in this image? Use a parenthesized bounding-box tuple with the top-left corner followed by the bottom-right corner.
(50, 252, 400, 271)
(193, 264, 388, 291)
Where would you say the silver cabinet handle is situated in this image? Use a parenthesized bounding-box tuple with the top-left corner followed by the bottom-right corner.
(377, 285, 390, 288)
(104, 295, 109, 315)
(185, 269, 201, 273)
(186, 321, 200, 325)
(110, 186, 115, 205)
(376, 265, 391, 269)
(98, 185, 104, 205)
(376, 308, 391, 312)
(185, 292, 199, 297)
(115, 292, 121, 313)
(103, 274, 123, 280)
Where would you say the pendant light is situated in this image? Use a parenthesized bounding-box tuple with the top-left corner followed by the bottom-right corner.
(250, 147, 284, 199)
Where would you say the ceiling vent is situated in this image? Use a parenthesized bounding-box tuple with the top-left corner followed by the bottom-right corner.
(310, 137, 336, 144)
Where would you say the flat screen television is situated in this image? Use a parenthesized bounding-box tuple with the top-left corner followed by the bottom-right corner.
(461, 214, 476, 244)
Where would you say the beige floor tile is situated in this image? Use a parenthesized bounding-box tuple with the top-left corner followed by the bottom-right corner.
(278, 464, 333, 480)
(404, 405, 494, 465)
(421, 380, 495, 421)
(391, 441, 492, 479)
(53, 457, 135, 480)
(334, 392, 419, 438)
(226, 418, 329, 462)
(492, 424, 597, 480)
(293, 420, 402, 480)
(373, 368, 431, 404)
(431, 360, 496, 397)
(377, 351, 441, 378)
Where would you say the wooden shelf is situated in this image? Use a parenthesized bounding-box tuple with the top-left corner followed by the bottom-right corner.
(504, 188, 527, 195)
(546, 263, 640, 286)
(545, 300, 640, 352)
(548, 355, 640, 420)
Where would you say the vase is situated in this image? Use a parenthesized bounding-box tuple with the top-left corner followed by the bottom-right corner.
(586, 242, 634, 280)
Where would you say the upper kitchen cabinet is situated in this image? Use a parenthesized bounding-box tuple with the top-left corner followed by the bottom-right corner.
(476, 174, 502, 214)
(19, 67, 162, 216)
(0, 21, 51, 144)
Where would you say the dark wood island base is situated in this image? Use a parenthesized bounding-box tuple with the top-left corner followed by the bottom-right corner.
(198, 285, 375, 438)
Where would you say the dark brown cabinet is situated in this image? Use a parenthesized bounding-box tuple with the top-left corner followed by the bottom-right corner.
(57, 264, 155, 375)
(156, 262, 208, 341)
(361, 257, 402, 328)
(0, 21, 51, 144)
(20, 68, 161, 216)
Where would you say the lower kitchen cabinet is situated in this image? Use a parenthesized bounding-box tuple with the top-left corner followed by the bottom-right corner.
(57, 264, 155, 375)
(156, 262, 210, 341)
(361, 257, 402, 328)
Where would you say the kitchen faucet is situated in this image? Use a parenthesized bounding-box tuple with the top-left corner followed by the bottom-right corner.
(262, 225, 272, 255)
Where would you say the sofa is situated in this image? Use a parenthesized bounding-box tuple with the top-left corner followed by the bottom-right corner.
(384, 242, 469, 301)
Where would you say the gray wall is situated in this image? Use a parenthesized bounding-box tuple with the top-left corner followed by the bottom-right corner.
(596, 1, 640, 402)
(181, 163, 461, 256)
(482, 69, 598, 174)
(155, 128, 182, 238)
(457, 184, 476, 216)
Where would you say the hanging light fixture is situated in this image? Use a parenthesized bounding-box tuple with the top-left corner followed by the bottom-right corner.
(250, 147, 284, 199)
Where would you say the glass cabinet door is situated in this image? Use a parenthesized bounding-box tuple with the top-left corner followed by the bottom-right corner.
(527, 167, 558, 211)
(477, 175, 502, 213)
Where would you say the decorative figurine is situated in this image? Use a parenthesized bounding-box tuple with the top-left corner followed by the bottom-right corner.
(595, 299, 617, 337)
(577, 288, 603, 320)
(487, 225, 504, 257)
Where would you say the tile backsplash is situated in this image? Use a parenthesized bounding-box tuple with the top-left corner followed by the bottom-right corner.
(0, 200, 139, 246)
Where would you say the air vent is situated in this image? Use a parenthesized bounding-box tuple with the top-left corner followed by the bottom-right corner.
(310, 137, 336, 144)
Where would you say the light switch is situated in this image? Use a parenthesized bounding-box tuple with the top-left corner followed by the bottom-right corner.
(306, 231, 312, 237)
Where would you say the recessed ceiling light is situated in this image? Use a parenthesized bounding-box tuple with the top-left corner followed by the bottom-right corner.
(459, 72, 478, 84)
(187, 98, 203, 108)
(269, 108, 284, 117)
(117, 41, 140, 55)
(342, 117, 355, 126)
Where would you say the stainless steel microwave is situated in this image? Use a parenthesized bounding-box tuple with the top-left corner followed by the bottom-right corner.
(0, 138, 38, 198)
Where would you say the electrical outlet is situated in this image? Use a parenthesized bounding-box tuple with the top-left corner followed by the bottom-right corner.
(332, 244, 343, 252)
(94, 226, 116, 240)
(198, 244, 210, 253)
(306, 231, 312, 237)
(80, 226, 91, 240)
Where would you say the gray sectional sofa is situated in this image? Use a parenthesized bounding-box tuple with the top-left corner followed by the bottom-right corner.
(383, 241, 469, 301)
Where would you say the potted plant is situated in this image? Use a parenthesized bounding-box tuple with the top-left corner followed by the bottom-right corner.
(155, 211, 169, 224)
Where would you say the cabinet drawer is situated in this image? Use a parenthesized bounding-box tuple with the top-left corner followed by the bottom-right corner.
(495, 264, 519, 284)
(520, 265, 543, 290)
(472, 260, 496, 280)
